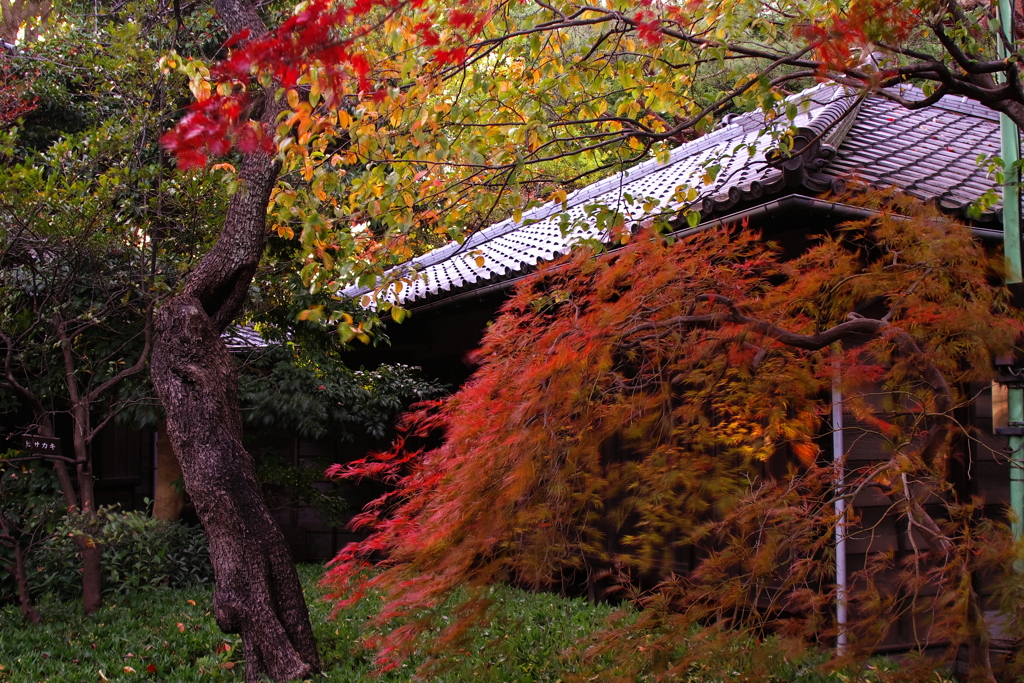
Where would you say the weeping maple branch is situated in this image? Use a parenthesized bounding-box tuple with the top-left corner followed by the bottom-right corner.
(622, 292, 956, 463)
(614, 290, 995, 680)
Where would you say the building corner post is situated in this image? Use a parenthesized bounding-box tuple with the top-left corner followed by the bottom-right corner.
(998, 0, 1024, 540)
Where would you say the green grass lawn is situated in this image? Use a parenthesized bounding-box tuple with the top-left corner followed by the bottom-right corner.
(0, 565, 614, 683)
(0, 565, 951, 682)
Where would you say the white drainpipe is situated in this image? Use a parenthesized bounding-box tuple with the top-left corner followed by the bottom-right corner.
(832, 365, 848, 653)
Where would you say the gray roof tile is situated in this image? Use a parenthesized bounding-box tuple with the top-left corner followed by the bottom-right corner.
(347, 83, 1007, 306)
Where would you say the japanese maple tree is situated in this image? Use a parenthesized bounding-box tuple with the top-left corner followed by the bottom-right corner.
(325, 196, 1023, 681)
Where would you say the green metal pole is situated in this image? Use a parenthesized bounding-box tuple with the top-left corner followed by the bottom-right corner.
(998, 0, 1024, 540)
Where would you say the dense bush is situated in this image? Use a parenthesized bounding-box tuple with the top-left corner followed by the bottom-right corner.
(0, 460, 64, 612)
(238, 344, 448, 440)
(26, 507, 212, 600)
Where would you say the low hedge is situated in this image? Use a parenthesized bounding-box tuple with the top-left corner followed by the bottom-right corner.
(23, 507, 213, 601)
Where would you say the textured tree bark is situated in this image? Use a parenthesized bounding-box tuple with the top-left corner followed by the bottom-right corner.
(149, 0, 320, 679)
(67, 398, 102, 615)
(76, 539, 102, 615)
(0, 0, 53, 44)
(152, 298, 319, 681)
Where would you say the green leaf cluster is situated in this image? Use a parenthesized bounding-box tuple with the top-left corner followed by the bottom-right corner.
(25, 506, 212, 601)
(237, 344, 447, 441)
(0, 457, 63, 606)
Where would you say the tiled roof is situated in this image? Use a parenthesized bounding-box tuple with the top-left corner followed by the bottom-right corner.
(823, 93, 1000, 214)
(347, 83, 1005, 307)
(222, 324, 270, 351)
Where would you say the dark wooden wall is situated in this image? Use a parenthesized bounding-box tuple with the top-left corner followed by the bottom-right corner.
(92, 424, 155, 511)
(246, 429, 388, 563)
(91, 422, 376, 564)
(840, 381, 1011, 651)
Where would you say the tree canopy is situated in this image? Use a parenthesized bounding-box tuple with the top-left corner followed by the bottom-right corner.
(158, 0, 1024, 316)
(0, 6, 235, 613)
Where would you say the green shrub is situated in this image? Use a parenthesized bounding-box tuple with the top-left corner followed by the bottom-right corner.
(0, 459, 64, 607)
(27, 506, 213, 600)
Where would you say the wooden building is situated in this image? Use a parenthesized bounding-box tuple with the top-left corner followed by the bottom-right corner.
(80, 419, 368, 563)
(341, 83, 1019, 655)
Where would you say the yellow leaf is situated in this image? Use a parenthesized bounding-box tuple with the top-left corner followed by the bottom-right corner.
(473, 255, 485, 268)
(189, 78, 211, 102)
(548, 189, 567, 207)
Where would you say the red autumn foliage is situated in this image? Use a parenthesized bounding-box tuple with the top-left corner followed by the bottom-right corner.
(799, 0, 918, 68)
(0, 58, 38, 130)
(160, 0, 487, 168)
(634, 11, 663, 46)
(325, 195, 1024, 678)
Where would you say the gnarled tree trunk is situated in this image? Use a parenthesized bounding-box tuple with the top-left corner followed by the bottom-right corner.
(153, 298, 319, 680)
(149, 0, 319, 679)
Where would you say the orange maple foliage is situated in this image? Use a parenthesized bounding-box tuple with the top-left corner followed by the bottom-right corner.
(325, 195, 1024, 679)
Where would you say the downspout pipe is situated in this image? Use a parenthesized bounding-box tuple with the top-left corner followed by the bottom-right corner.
(832, 361, 848, 654)
(997, 0, 1024, 541)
